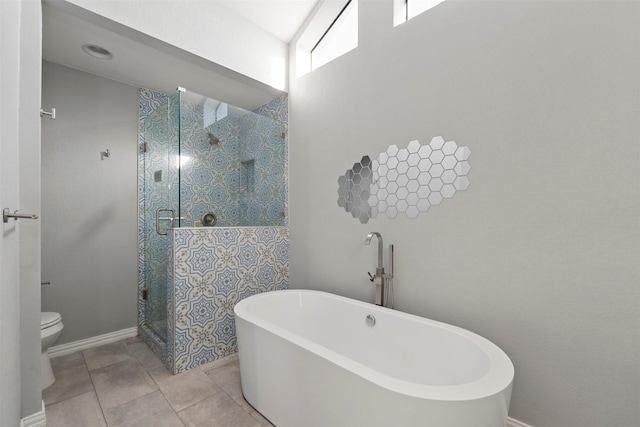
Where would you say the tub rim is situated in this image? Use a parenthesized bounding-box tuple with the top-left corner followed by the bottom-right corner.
(235, 289, 514, 402)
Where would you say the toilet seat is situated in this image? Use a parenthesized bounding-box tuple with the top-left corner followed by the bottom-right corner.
(41, 312, 61, 329)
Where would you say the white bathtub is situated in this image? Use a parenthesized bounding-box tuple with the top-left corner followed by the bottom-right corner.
(234, 290, 514, 427)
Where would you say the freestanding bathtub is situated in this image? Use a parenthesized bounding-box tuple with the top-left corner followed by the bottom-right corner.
(235, 290, 514, 427)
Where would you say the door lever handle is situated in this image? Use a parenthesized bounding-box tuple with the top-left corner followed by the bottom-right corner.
(3, 208, 39, 223)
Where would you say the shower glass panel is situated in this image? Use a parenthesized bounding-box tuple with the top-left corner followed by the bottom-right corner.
(178, 90, 286, 227)
(142, 92, 180, 341)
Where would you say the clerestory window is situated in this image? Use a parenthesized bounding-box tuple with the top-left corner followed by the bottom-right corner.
(296, 0, 358, 77)
(394, 0, 446, 26)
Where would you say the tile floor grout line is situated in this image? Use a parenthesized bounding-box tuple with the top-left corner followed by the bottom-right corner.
(119, 356, 165, 423)
(142, 353, 190, 425)
(47, 338, 270, 427)
(89, 342, 159, 427)
(204, 361, 263, 421)
(82, 349, 110, 426)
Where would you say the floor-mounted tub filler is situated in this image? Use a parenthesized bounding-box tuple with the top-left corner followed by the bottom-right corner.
(235, 290, 514, 427)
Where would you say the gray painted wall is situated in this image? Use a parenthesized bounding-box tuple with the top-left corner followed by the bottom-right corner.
(41, 61, 138, 344)
(288, 2, 639, 427)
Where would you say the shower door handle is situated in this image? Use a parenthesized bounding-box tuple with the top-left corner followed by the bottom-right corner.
(155, 208, 175, 235)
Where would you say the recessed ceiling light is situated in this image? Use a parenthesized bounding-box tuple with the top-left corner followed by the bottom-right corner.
(81, 44, 113, 60)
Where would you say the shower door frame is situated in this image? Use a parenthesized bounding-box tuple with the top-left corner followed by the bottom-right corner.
(138, 89, 181, 359)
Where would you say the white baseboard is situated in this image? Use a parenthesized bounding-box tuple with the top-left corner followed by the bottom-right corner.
(507, 417, 534, 427)
(20, 401, 46, 427)
(48, 327, 138, 358)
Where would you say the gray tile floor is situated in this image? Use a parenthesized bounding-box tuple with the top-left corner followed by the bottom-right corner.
(44, 336, 273, 427)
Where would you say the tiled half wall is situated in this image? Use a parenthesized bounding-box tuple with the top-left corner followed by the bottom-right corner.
(167, 227, 289, 374)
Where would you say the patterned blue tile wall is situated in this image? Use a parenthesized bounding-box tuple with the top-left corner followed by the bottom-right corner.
(240, 96, 289, 226)
(138, 88, 289, 372)
(168, 227, 289, 373)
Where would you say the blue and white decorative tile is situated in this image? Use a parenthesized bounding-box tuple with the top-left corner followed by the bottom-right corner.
(174, 303, 191, 330)
(174, 328, 191, 353)
(236, 242, 260, 269)
(216, 267, 241, 297)
(173, 250, 190, 277)
(189, 325, 216, 351)
(214, 314, 236, 347)
(238, 228, 258, 244)
(238, 267, 259, 290)
(260, 244, 278, 266)
(168, 227, 288, 373)
(257, 262, 277, 289)
(215, 294, 237, 318)
(186, 296, 218, 328)
(186, 272, 216, 299)
(274, 240, 288, 265)
(185, 244, 217, 275)
(275, 283, 288, 292)
(238, 284, 258, 301)
(173, 276, 190, 301)
(214, 245, 238, 269)
(173, 230, 191, 248)
(191, 347, 217, 368)
(256, 227, 277, 244)
(215, 340, 237, 358)
(190, 229, 215, 247)
(139, 88, 168, 119)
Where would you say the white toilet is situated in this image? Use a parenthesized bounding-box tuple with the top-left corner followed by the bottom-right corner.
(41, 312, 64, 389)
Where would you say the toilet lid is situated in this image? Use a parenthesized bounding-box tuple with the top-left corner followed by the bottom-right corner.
(41, 312, 61, 329)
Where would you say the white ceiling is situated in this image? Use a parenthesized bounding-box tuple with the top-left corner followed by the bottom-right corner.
(217, 0, 318, 43)
(42, 1, 318, 110)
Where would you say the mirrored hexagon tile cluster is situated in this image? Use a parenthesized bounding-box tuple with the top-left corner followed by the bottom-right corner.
(337, 137, 471, 223)
(337, 156, 374, 224)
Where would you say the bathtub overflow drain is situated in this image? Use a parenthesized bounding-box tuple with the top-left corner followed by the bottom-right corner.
(365, 315, 376, 327)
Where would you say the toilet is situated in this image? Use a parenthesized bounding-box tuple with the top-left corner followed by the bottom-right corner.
(41, 312, 64, 389)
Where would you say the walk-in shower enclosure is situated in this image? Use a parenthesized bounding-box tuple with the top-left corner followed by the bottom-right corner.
(138, 88, 289, 373)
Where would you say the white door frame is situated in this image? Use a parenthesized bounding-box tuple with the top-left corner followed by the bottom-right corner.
(0, 0, 43, 424)
(1, 0, 25, 423)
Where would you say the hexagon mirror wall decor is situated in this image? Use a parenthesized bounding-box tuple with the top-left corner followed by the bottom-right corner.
(337, 136, 471, 223)
(337, 155, 373, 224)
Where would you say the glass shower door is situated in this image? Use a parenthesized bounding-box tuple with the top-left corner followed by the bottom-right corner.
(142, 91, 180, 341)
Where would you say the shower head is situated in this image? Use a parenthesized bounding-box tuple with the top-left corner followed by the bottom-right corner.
(207, 132, 220, 145)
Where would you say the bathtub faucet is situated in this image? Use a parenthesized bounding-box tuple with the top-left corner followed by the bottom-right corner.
(365, 232, 386, 306)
